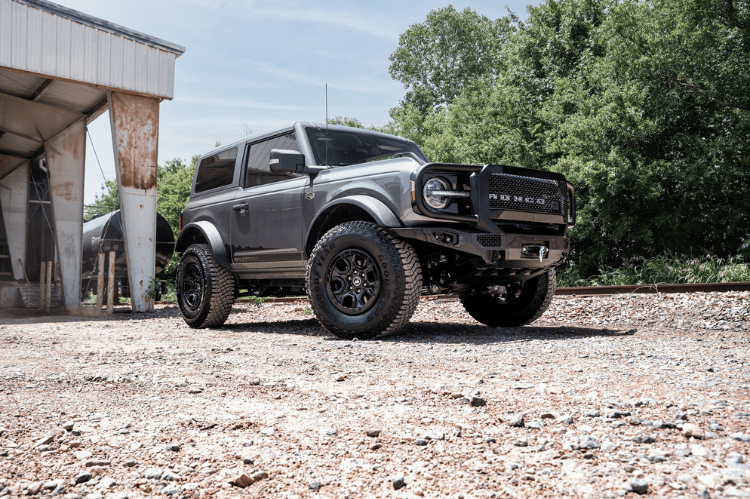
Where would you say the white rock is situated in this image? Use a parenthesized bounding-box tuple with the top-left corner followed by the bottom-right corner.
(579, 435, 601, 449)
(698, 475, 721, 489)
(97, 477, 116, 489)
(682, 423, 705, 439)
(601, 440, 618, 452)
(691, 444, 713, 458)
(74, 450, 93, 461)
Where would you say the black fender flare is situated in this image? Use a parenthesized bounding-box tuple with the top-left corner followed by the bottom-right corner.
(175, 221, 231, 268)
(306, 195, 401, 244)
(322, 195, 400, 227)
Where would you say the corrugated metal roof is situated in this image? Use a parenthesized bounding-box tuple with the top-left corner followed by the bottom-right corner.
(15, 0, 185, 55)
(0, 0, 183, 99)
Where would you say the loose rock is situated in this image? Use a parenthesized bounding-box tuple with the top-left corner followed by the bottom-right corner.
(390, 473, 405, 490)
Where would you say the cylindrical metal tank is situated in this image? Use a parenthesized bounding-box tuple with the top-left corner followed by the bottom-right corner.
(81, 210, 175, 279)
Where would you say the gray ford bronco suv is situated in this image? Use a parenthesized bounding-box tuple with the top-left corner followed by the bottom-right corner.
(175, 122, 575, 339)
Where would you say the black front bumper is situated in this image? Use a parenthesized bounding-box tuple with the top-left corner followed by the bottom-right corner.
(390, 227, 569, 268)
(411, 163, 576, 232)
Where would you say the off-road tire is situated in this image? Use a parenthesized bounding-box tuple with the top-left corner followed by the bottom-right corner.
(460, 270, 556, 327)
(176, 244, 235, 328)
(306, 222, 422, 340)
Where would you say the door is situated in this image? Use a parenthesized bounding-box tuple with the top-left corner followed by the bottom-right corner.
(231, 133, 308, 277)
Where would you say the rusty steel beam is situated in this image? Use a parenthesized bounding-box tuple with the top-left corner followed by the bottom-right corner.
(86, 97, 109, 123)
(45, 120, 86, 312)
(108, 91, 159, 312)
(0, 126, 44, 144)
(0, 148, 35, 160)
(0, 93, 83, 144)
(30, 79, 54, 102)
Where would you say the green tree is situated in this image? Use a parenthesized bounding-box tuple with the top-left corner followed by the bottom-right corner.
(85, 155, 198, 238)
(388, 5, 514, 114)
(387, 0, 750, 276)
(85, 180, 119, 220)
(328, 116, 365, 128)
(156, 156, 198, 238)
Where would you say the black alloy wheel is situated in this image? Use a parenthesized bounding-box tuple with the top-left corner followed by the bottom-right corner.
(180, 258, 205, 314)
(176, 244, 235, 328)
(307, 221, 422, 339)
(325, 249, 381, 315)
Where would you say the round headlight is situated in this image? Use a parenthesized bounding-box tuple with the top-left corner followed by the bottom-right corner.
(423, 176, 451, 210)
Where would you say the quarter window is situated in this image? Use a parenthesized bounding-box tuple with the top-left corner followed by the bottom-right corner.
(245, 134, 300, 188)
(194, 147, 238, 193)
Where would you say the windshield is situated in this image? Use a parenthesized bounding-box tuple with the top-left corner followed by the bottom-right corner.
(305, 127, 427, 167)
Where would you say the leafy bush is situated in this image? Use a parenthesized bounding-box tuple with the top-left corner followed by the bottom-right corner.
(558, 254, 750, 287)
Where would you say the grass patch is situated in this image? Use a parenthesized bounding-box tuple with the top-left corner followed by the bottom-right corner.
(558, 254, 750, 287)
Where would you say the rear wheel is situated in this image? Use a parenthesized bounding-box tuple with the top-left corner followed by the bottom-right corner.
(460, 270, 556, 327)
(306, 222, 421, 340)
(176, 244, 235, 328)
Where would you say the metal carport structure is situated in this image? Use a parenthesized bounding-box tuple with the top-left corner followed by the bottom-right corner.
(0, 0, 184, 312)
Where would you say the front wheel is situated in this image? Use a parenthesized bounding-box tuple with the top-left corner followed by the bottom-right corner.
(306, 222, 422, 340)
(460, 270, 556, 327)
(176, 244, 235, 328)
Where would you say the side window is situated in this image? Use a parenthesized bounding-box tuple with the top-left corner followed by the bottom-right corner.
(244, 133, 300, 188)
(194, 147, 238, 193)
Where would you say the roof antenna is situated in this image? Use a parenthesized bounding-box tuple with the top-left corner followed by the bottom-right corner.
(325, 83, 329, 166)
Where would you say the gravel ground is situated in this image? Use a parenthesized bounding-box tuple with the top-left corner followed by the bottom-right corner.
(1, 291, 749, 499)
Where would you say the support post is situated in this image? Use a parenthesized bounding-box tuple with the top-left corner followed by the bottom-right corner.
(38, 261, 46, 311)
(96, 253, 104, 311)
(45, 261, 52, 312)
(108, 92, 160, 313)
(107, 250, 115, 314)
(0, 164, 30, 281)
(45, 120, 87, 312)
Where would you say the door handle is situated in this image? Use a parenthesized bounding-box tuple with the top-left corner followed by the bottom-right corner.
(233, 204, 249, 213)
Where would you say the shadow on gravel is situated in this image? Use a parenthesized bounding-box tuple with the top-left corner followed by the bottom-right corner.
(395, 322, 637, 345)
(223, 319, 636, 344)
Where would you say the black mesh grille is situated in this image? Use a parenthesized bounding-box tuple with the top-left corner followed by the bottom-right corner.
(477, 234, 504, 247)
(488, 174, 565, 214)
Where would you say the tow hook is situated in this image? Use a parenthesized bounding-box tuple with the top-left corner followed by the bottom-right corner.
(539, 246, 548, 262)
(522, 244, 549, 262)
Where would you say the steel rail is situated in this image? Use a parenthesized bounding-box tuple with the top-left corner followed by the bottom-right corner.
(221, 282, 750, 305)
(554, 282, 750, 296)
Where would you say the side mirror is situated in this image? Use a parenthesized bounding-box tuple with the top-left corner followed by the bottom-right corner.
(269, 149, 306, 174)
(269, 149, 328, 175)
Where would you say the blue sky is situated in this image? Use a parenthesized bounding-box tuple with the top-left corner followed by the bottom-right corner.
(65, 0, 538, 204)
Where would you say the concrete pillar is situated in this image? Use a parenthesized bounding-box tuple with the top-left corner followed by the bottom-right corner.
(108, 91, 159, 312)
(0, 163, 30, 281)
(45, 120, 86, 311)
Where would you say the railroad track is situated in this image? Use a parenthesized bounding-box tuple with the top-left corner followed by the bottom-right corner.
(554, 281, 750, 296)
(234, 282, 750, 304)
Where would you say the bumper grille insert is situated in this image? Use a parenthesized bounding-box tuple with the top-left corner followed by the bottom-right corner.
(489, 173, 566, 215)
(477, 234, 504, 247)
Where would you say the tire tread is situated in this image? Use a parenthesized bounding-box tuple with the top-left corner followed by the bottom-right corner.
(460, 270, 556, 328)
(306, 222, 422, 339)
(177, 244, 235, 328)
